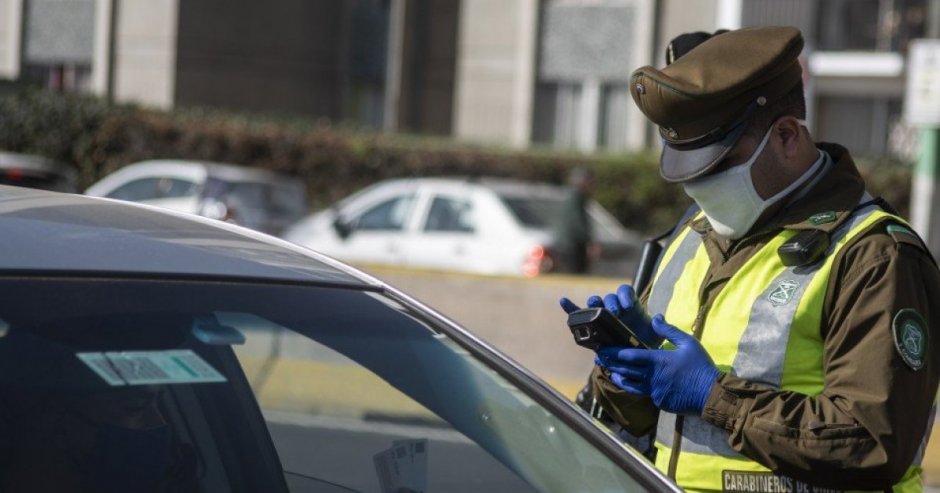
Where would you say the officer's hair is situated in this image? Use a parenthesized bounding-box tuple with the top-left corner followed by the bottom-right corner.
(743, 81, 807, 139)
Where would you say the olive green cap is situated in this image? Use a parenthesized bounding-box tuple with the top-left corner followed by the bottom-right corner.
(631, 26, 804, 183)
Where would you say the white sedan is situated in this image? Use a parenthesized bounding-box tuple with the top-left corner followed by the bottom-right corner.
(283, 177, 641, 277)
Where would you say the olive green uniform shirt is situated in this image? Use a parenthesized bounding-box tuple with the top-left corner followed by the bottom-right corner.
(593, 143, 940, 489)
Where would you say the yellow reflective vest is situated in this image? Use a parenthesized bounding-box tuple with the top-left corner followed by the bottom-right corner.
(646, 202, 928, 492)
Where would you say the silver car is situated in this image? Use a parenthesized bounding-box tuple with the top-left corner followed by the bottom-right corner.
(0, 185, 677, 492)
(85, 159, 308, 236)
(0, 150, 77, 192)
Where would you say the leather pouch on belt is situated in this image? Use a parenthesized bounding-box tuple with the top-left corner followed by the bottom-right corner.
(591, 366, 658, 436)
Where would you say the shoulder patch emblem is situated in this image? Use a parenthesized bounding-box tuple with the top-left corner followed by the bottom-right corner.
(893, 309, 928, 371)
(808, 211, 837, 225)
(768, 279, 800, 306)
(886, 224, 926, 251)
(886, 224, 916, 238)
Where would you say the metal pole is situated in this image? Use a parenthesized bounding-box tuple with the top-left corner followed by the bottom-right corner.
(911, 130, 940, 254)
(911, 0, 940, 258)
(930, 0, 940, 38)
(3, 0, 24, 80)
(91, 0, 117, 102)
(644, 0, 662, 147)
(383, 0, 407, 132)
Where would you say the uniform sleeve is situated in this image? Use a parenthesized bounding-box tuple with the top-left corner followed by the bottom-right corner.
(700, 227, 940, 489)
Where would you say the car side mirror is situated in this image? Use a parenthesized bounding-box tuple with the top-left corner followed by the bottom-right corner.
(333, 216, 353, 240)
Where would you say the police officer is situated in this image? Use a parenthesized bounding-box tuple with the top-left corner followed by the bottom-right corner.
(561, 26, 940, 491)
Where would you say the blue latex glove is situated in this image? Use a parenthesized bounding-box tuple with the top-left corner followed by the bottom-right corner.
(559, 284, 660, 348)
(596, 315, 722, 415)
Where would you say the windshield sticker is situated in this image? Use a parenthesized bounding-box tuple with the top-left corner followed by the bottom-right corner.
(374, 439, 428, 493)
(77, 350, 228, 386)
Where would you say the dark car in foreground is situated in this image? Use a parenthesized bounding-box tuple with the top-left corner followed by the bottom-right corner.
(0, 186, 677, 492)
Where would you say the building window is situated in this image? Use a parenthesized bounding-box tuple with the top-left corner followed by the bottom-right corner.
(743, 0, 927, 54)
(532, 82, 583, 149)
(533, 0, 636, 152)
(532, 82, 630, 152)
(816, 0, 926, 52)
(20, 64, 91, 92)
(21, 0, 95, 93)
(598, 83, 630, 152)
(346, 0, 390, 129)
(741, 0, 817, 41)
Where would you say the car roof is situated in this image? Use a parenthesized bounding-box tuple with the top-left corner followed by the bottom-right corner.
(0, 185, 372, 288)
(368, 176, 566, 196)
(111, 160, 297, 184)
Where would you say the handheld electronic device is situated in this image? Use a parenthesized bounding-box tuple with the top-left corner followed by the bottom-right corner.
(566, 307, 650, 351)
(778, 229, 830, 267)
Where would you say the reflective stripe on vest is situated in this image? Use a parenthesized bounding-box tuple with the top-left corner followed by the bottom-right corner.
(645, 202, 928, 493)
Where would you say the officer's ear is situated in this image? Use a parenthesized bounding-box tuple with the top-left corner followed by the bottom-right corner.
(773, 116, 804, 159)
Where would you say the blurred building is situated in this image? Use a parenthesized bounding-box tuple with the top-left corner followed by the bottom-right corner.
(0, 0, 460, 136)
(480, 0, 930, 158)
(0, 0, 930, 158)
(735, 0, 927, 158)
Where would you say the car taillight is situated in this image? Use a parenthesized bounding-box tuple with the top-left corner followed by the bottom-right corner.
(4, 168, 23, 181)
(522, 245, 555, 277)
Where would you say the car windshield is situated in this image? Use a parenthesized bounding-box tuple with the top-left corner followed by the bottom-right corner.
(0, 278, 658, 493)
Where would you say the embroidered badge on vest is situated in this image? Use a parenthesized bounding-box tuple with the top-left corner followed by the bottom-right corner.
(808, 211, 837, 225)
(893, 309, 928, 371)
(768, 279, 800, 306)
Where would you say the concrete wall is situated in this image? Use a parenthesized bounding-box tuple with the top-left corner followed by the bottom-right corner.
(657, 0, 720, 69)
(453, 0, 538, 148)
(0, 0, 23, 79)
(174, 0, 347, 118)
(112, 0, 178, 109)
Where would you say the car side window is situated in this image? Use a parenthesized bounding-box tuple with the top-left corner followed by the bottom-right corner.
(223, 182, 268, 210)
(227, 314, 539, 493)
(107, 177, 198, 201)
(355, 194, 416, 231)
(423, 196, 474, 233)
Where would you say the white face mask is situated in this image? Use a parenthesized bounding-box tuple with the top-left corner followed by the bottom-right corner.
(682, 123, 818, 239)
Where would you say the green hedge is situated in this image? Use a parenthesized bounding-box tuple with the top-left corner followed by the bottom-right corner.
(0, 89, 912, 235)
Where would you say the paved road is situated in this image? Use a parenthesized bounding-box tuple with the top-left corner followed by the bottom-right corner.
(363, 266, 615, 396)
